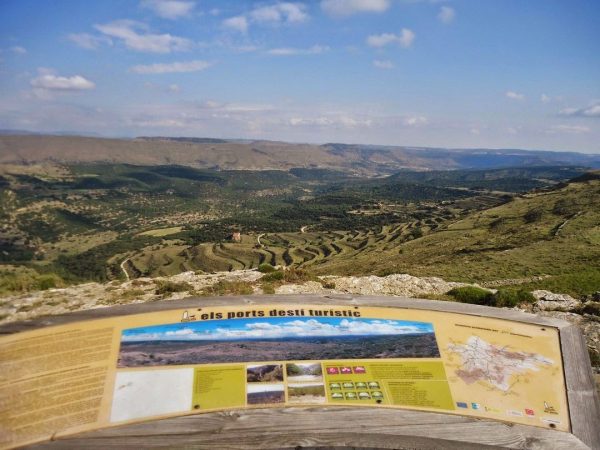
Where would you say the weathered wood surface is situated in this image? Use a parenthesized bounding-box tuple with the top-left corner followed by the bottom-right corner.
(24, 407, 590, 450)
(0, 294, 573, 334)
(560, 325, 600, 450)
(1, 294, 597, 450)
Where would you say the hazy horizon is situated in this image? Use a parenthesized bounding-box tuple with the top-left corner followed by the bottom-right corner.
(2, 129, 600, 156)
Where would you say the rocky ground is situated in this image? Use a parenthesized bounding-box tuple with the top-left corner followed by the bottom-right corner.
(1, 269, 598, 380)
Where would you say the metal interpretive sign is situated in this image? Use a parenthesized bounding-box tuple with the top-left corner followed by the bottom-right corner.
(0, 302, 573, 449)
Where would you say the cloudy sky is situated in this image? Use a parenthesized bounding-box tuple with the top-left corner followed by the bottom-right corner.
(1, 0, 599, 152)
(121, 317, 434, 341)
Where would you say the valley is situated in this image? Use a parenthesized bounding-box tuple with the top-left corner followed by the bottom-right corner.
(1, 151, 598, 299)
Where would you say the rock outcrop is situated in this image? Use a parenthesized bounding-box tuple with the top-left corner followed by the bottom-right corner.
(532, 290, 582, 312)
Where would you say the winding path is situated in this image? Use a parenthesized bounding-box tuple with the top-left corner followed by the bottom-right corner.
(257, 233, 265, 246)
(120, 258, 131, 281)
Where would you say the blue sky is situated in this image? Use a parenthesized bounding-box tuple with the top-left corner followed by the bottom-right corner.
(121, 317, 434, 341)
(0, 0, 599, 152)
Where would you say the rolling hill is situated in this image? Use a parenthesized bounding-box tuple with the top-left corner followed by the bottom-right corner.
(1, 134, 599, 175)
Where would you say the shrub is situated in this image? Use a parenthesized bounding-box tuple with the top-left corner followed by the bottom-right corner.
(262, 283, 276, 294)
(494, 289, 535, 307)
(410, 227, 423, 239)
(448, 286, 535, 308)
(489, 217, 506, 230)
(37, 274, 65, 290)
(201, 280, 254, 296)
(524, 208, 543, 223)
(121, 288, 146, 300)
(447, 286, 495, 306)
(581, 302, 600, 316)
(155, 280, 193, 295)
(320, 279, 336, 289)
(261, 271, 284, 282)
(283, 267, 316, 283)
(258, 263, 276, 273)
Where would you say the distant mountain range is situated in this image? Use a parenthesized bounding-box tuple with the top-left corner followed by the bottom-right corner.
(1, 134, 598, 175)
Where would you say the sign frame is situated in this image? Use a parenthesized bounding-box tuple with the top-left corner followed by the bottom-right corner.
(1, 294, 598, 449)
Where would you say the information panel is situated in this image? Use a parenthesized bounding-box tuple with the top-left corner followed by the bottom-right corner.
(0, 304, 570, 449)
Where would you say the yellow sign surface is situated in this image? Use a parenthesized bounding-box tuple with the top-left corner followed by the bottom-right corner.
(0, 304, 569, 449)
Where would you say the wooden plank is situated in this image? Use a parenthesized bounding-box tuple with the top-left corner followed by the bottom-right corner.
(26, 407, 588, 450)
(560, 325, 600, 449)
(0, 294, 571, 335)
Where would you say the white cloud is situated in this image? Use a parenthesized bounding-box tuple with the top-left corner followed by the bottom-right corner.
(95, 20, 192, 53)
(288, 115, 372, 128)
(223, 3, 308, 34)
(168, 84, 180, 92)
(548, 124, 590, 134)
(559, 102, 600, 118)
(68, 33, 113, 50)
(10, 46, 27, 54)
(30, 71, 95, 91)
(373, 59, 393, 69)
(222, 15, 248, 33)
(404, 115, 428, 127)
(438, 6, 455, 24)
(140, 0, 195, 19)
(267, 45, 329, 56)
(321, 0, 390, 16)
(122, 318, 430, 342)
(129, 60, 213, 74)
(367, 29, 415, 48)
(540, 94, 551, 103)
(506, 91, 524, 100)
(250, 3, 308, 24)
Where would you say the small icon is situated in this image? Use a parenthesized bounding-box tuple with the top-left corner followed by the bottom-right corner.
(329, 383, 341, 390)
(342, 382, 354, 389)
(525, 408, 535, 416)
(355, 382, 367, 389)
(541, 418, 561, 425)
(456, 402, 468, 409)
(181, 310, 196, 322)
(543, 401, 558, 414)
(340, 367, 352, 374)
(353, 366, 366, 374)
(327, 367, 339, 375)
(471, 403, 480, 410)
(507, 410, 523, 417)
(331, 392, 343, 399)
(358, 392, 371, 400)
(368, 381, 380, 389)
(345, 392, 357, 400)
(371, 391, 384, 399)
(485, 406, 501, 414)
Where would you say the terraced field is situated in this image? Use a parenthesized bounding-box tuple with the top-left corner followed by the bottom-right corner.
(125, 219, 439, 276)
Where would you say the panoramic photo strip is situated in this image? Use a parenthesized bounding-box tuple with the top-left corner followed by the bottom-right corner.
(118, 317, 439, 367)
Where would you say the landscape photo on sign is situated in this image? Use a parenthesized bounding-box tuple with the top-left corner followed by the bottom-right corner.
(117, 317, 439, 367)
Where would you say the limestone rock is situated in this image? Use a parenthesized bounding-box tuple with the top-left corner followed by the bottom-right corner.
(532, 290, 581, 312)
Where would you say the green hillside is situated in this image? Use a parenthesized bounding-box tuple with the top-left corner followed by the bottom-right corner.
(315, 176, 600, 297)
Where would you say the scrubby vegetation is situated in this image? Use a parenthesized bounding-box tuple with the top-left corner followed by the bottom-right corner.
(201, 280, 254, 296)
(448, 286, 535, 307)
(154, 280, 194, 296)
